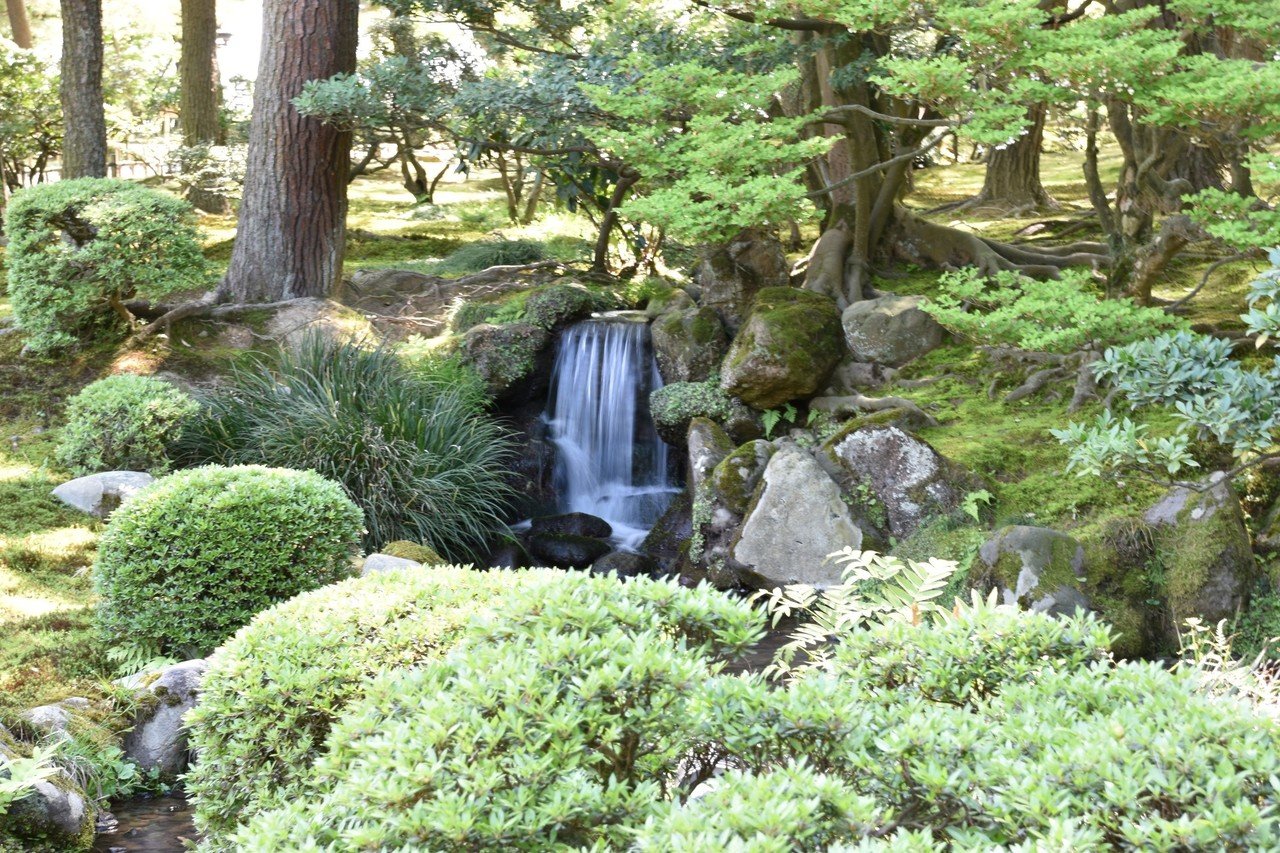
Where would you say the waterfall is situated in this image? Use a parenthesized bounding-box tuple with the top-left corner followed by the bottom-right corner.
(544, 314, 679, 549)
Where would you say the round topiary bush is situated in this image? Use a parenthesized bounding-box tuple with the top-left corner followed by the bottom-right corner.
(56, 375, 199, 476)
(93, 465, 364, 661)
(186, 566, 545, 849)
(4, 178, 213, 353)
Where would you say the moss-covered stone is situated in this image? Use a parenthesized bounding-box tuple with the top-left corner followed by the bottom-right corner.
(382, 540, 444, 565)
(643, 287, 694, 318)
(459, 321, 552, 403)
(650, 381, 761, 446)
(650, 307, 729, 384)
(709, 440, 772, 516)
(719, 287, 843, 409)
(523, 283, 610, 331)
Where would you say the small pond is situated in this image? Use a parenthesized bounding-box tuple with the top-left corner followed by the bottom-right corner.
(92, 793, 195, 852)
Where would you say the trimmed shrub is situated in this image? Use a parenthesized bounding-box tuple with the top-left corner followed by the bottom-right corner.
(4, 178, 213, 353)
(93, 465, 363, 660)
(230, 573, 763, 851)
(176, 335, 514, 556)
(55, 375, 199, 476)
(186, 566, 544, 848)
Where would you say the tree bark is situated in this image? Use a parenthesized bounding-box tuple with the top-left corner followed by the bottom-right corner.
(59, 0, 106, 180)
(219, 0, 359, 304)
(5, 0, 32, 48)
(963, 105, 1056, 213)
(180, 0, 228, 213)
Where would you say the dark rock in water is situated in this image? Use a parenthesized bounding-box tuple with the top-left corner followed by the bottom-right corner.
(527, 532, 613, 568)
(641, 490, 692, 577)
(485, 538, 531, 570)
(530, 512, 613, 540)
(591, 551, 657, 579)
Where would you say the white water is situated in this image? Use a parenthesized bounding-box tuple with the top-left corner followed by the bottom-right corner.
(544, 314, 679, 550)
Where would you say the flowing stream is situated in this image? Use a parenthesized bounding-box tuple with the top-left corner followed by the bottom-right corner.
(544, 313, 679, 549)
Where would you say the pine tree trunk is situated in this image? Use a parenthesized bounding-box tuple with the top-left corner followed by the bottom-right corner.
(180, 0, 228, 213)
(970, 105, 1055, 212)
(59, 0, 106, 180)
(219, 0, 359, 304)
(5, 0, 32, 48)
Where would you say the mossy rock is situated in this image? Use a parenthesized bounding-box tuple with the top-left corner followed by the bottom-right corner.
(0, 764, 96, 853)
(383, 540, 444, 564)
(719, 287, 843, 410)
(643, 287, 694, 319)
(650, 381, 761, 447)
(523, 283, 610, 331)
(709, 440, 773, 516)
(459, 321, 552, 403)
(651, 306, 729, 384)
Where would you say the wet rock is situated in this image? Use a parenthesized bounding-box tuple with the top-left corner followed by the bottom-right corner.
(976, 526, 1091, 618)
(591, 551, 657, 579)
(361, 553, 422, 576)
(1144, 472, 1257, 625)
(720, 288, 843, 410)
(52, 471, 154, 520)
(732, 445, 863, 589)
(117, 659, 208, 779)
(529, 512, 613, 540)
(460, 322, 553, 404)
(527, 532, 613, 568)
(640, 491, 692, 577)
(841, 294, 944, 367)
(650, 307, 729, 384)
(485, 538, 531, 570)
(823, 424, 981, 539)
(695, 228, 789, 334)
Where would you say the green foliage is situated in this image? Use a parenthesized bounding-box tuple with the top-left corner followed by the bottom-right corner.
(55, 375, 198, 476)
(925, 268, 1185, 353)
(186, 566, 538, 848)
(761, 402, 797, 439)
(93, 465, 363, 661)
(4, 179, 213, 353)
(176, 335, 514, 556)
(650, 379, 737, 432)
(0, 42, 60, 194)
(434, 238, 546, 276)
(0, 744, 57, 814)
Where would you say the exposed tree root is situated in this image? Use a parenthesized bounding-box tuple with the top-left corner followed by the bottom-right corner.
(978, 346, 1100, 412)
(809, 393, 938, 427)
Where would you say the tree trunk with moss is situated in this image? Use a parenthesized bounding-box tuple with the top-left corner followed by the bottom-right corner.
(219, 0, 359, 303)
(180, 0, 229, 213)
(59, 0, 106, 180)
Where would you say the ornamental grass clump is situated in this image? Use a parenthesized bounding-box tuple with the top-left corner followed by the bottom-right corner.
(93, 465, 363, 662)
(176, 334, 514, 556)
(4, 178, 213, 353)
(56, 375, 199, 476)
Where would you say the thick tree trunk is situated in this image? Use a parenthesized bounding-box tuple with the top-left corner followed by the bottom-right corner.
(963, 105, 1056, 213)
(5, 0, 32, 48)
(219, 0, 359, 304)
(59, 0, 106, 180)
(180, 0, 228, 213)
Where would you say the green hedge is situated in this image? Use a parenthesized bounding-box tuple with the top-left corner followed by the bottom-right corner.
(56, 375, 198, 476)
(93, 465, 363, 661)
(4, 178, 212, 353)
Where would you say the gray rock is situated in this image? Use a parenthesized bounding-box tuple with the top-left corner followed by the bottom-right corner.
(361, 553, 423, 576)
(688, 418, 734, 496)
(719, 288, 844, 409)
(650, 306, 729, 384)
(818, 359, 896, 396)
(709, 440, 773, 516)
(117, 659, 208, 778)
(644, 288, 695, 319)
(732, 445, 863, 589)
(21, 698, 90, 736)
(52, 471, 154, 520)
(695, 228, 789, 333)
(824, 425, 981, 539)
(977, 526, 1092, 618)
(1144, 472, 1257, 624)
(590, 551, 657, 579)
(263, 297, 377, 352)
(841, 294, 943, 367)
(530, 512, 613, 540)
(0, 772, 93, 850)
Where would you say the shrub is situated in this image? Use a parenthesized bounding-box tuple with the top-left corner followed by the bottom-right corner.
(185, 566, 543, 847)
(228, 574, 763, 851)
(4, 178, 213, 353)
(435, 238, 545, 275)
(93, 465, 363, 661)
(176, 335, 514, 556)
(924, 267, 1185, 354)
(55, 375, 199, 476)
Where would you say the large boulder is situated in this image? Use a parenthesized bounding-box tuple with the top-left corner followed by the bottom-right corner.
(117, 659, 208, 778)
(0, 766, 94, 851)
(523, 283, 609, 331)
(975, 526, 1091, 618)
(822, 424, 981, 539)
(694, 228, 789, 333)
(643, 288, 695, 319)
(732, 445, 863, 589)
(841, 294, 944, 367)
(460, 321, 553, 404)
(650, 307, 729, 384)
(719, 288, 843, 410)
(1144, 473, 1257, 625)
(51, 471, 154, 520)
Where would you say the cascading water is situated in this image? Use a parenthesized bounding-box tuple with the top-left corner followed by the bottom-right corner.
(544, 314, 679, 550)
